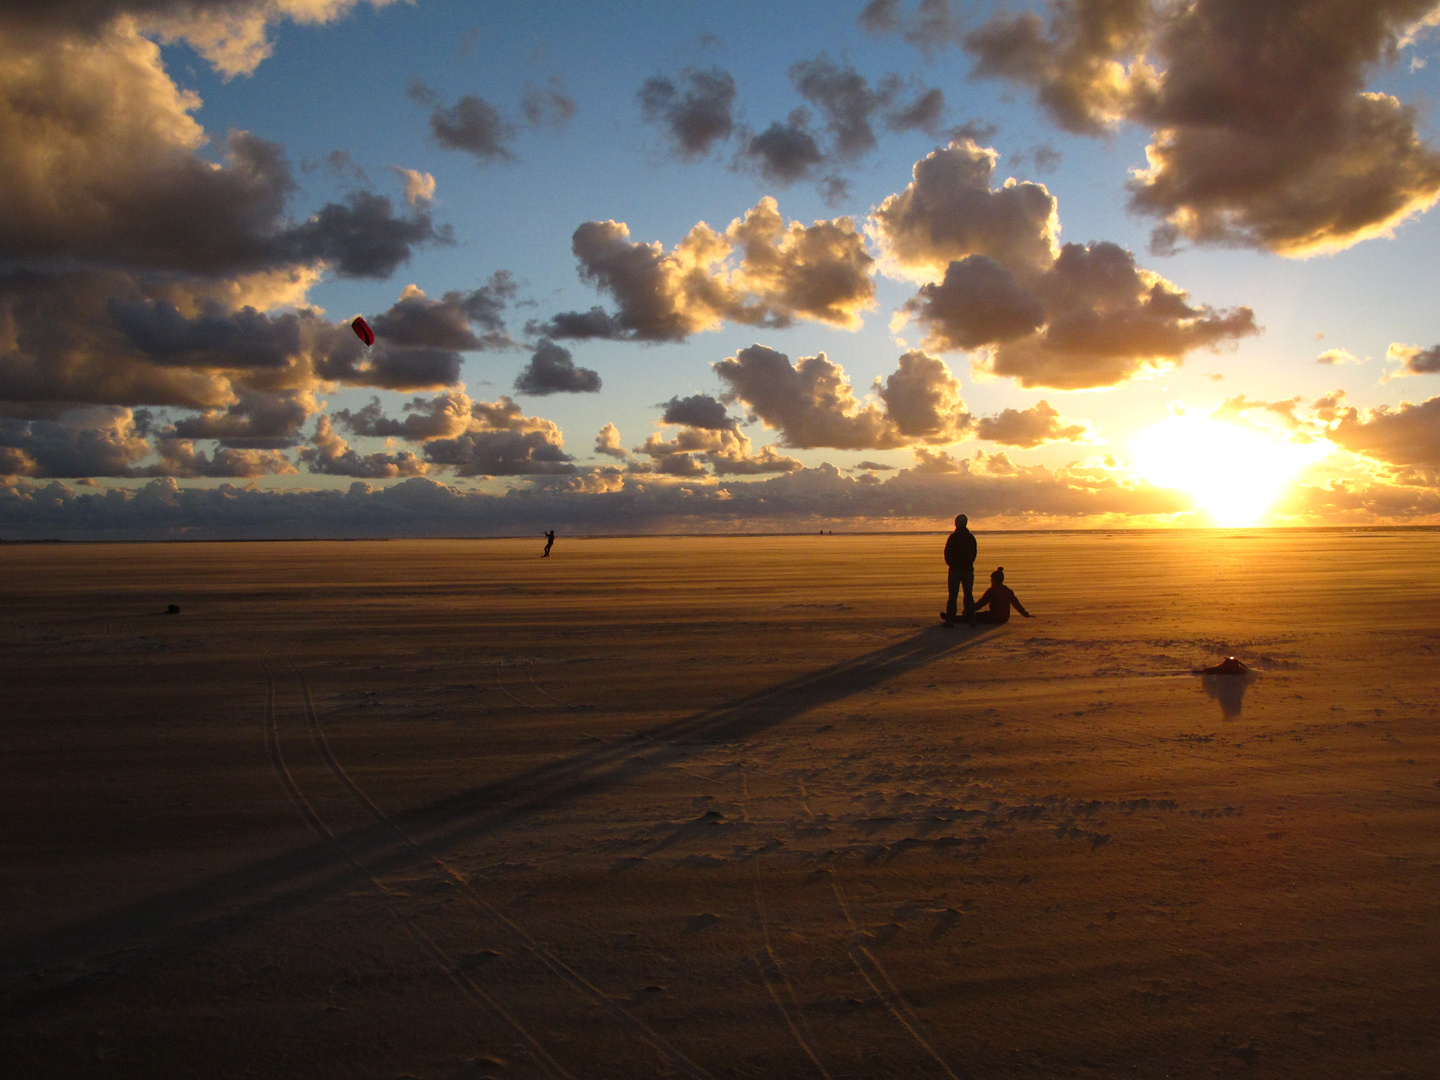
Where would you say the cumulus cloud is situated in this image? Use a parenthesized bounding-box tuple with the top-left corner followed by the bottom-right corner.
(513, 339, 602, 396)
(873, 145, 1259, 390)
(0, 26, 444, 278)
(639, 67, 737, 159)
(594, 422, 629, 460)
(1385, 342, 1440, 378)
(1318, 347, 1361, 366)
(534, 198, 874, 342)
(945, 0, 1440, 256)
(739, 112, 828, 186)
(912, 241, 1258, 389)
(1328, 394, 1440, 469)
(298, 415, 430, 478)
(974, 400, 1094, 447)
(367, 273, 516, 351)
(637, 393, 809, 476)
(714, 344, 972, 450)
(870, 140, 1060, 280)
(334, 391, 474, 442)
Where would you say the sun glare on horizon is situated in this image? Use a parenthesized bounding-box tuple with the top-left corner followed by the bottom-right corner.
(1130, 413, 1329, 527)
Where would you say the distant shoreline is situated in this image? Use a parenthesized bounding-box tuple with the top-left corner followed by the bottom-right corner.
(3, 525, 1437, 545)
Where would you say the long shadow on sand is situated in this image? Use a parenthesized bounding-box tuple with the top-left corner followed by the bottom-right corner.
(0, 623, 998, 1017)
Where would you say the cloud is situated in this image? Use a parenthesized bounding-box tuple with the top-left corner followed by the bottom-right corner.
(513, 339, 602, 396)
(715, 344, 972, 450)
(870, 140, 1060, 280)
(0, 25, 443, 279)
(534, 198, 874, 342)
(367, 273, 516, 351)
(390, 166, 436, 205)
(661, 394, 736, 431)
(171, 386, 315, 447)
(739, 112, 827, 186)
(1328, 394, 1440, 469)
(903, 238, 1258, 390)
(639, 67, 737, 159)
(297, 415, 430, 478)
(521, 76, 576, 128)
(1385, 342, 1440, 377)
(962, 0, 1154, 135)
(1318, 347, 1361, 366)
(974, 400, 1093, 447)
(736, 57, 948, 194)
(334, 391, 474, 442)
(637, 394, 808, 476)
(952, 0, 1440, 256)
(858, 0, 967, 59)
(414, 86, 516, 162)
(107, 297, 303, 368)
(594, 422, 629, 460)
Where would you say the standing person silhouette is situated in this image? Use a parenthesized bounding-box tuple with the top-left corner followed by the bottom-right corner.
(542, 530, 555, 558)
(970, 566, 1033, 624)
(944, 513, 977, 625)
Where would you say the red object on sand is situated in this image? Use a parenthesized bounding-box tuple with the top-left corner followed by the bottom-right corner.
(351, 316, 374, 346)
(1203, 656, 1248, 675)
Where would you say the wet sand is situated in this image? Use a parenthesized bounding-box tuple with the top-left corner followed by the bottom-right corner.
(2, 531, 1438, 1079)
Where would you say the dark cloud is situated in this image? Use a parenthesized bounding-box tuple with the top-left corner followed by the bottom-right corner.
(106, 298, 302, 368)
(790, 56, 887, 161)
(740, 113, 826, 186)
(298, 415, 430, 478)
(974, 400, 1092, 447)
(885, 85, 946, 136)
(538, 200, 873, 343)
(1329, 394, 1440, 469)
(170, 387, 312, 448)
(522, 77, 576, 128)
(981, 241, 1260, 389)
(0, 29, 443, 281)
(367, 272, 516, 351)
(513, 339, 602, 396)
(337, 393, 575, 477)
(963, 0, 1153, 135)
(953, 0, 1440, 255)
(638, 68, 737, 159)
(715, 345, 970, 450)
(903, 255, 1047, 349)
(334, 391, 473, 442)
(420, 89, 517, 162)
(1386, 342, 1440, 378)
(858, 0, 967, 58)
(661, 394, 736, 431)
(145, 435, 296, 479)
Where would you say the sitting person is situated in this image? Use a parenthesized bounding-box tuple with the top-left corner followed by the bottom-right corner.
(970, 566, 1033, 624)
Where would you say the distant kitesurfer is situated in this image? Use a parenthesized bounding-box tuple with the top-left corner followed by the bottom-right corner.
(542, 530, 555, 558)
(969, 567, 1033, 624)
(944, 513, 978, 625)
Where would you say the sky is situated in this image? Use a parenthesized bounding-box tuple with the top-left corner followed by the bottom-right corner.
(3, 0, 1440, 539)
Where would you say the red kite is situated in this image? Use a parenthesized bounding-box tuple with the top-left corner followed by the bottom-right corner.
(351, 316, 374, 346)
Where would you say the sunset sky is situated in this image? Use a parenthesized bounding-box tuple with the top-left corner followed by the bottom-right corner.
(4, 0, 1440, 538)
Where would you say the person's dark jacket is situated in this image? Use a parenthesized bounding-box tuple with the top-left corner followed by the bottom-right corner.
(944, 527, 977, 568)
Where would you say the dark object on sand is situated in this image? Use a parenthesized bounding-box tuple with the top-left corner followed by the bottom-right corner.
(1200, 656, 1247, 674)
(165, 604, 180, 614)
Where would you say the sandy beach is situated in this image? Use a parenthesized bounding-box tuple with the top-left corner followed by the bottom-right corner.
(2, 531, 1437, 1079)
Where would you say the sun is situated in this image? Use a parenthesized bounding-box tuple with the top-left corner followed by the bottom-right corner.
(1129, 413, 1327, 527)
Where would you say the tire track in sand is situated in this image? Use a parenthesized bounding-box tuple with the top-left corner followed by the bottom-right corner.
(260, 657, 577, 1080)
(288, 657, 716, 1080)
